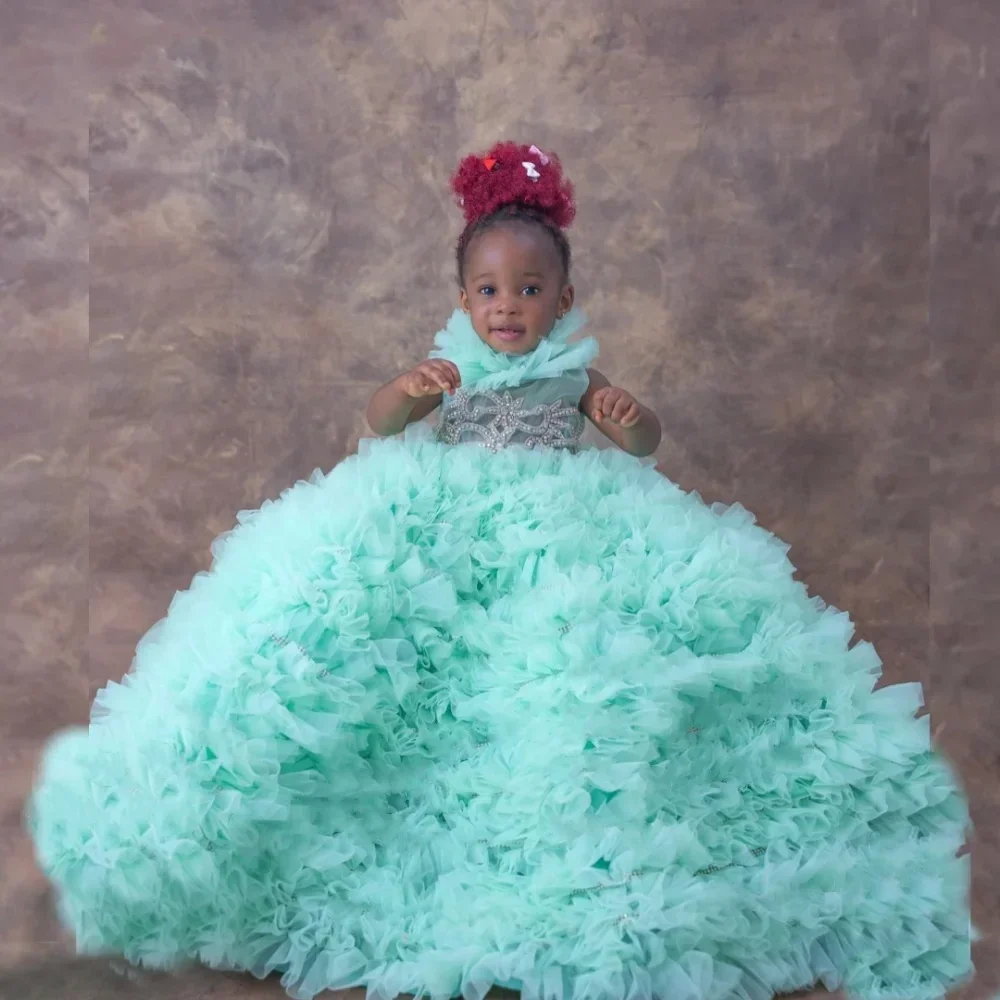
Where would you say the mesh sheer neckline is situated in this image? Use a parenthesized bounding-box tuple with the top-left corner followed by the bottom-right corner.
(428, 308, 599, 392)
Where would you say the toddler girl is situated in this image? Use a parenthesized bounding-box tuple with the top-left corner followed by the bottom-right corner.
(29, 141, 970, 1000)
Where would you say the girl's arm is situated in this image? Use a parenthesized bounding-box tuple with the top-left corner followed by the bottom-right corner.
(366, 360, 461, 437)
(581, 369, 661, 457)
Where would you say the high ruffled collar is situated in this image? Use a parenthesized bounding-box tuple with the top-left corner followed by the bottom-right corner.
(428, 307, 599, 391)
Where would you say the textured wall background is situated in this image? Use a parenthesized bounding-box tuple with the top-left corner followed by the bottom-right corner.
(0, 0, 996, 997)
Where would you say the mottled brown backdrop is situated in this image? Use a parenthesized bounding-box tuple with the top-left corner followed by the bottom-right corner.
(0, 0, 996, 998)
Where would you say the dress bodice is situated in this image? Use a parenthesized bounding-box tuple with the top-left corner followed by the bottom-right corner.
(436, 370, 589, 452)
(428, 308, 598, 454)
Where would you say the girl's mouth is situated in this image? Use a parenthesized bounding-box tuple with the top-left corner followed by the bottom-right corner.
(492, 327, 526, 342)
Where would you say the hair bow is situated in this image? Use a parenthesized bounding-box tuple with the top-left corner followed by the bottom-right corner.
(528, 144, 550, 165)
(522, 161, 541, 181)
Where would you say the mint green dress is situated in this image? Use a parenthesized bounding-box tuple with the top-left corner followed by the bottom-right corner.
(28, 310, 971, 1000)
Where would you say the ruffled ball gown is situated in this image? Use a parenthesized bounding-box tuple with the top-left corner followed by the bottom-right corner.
(29, 310, 970, 1000)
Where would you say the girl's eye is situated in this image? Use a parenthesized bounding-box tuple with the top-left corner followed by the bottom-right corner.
(521, 286, 540, 296)
(478, 286, 495, 296)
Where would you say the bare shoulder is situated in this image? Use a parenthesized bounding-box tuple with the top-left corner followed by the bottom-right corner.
(580, 368, 611, 409)
(585, 368, 611, 390)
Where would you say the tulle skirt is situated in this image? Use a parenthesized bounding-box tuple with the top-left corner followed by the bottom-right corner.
(28, 429, 971, 1000)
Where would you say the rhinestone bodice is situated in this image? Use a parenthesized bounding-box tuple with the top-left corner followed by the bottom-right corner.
(436, 372, 589, 453)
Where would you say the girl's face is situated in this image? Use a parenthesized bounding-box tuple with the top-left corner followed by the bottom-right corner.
(459, 223, 574, 355)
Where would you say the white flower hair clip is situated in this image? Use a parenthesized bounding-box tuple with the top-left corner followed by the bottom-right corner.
(522, 161, 541, 182)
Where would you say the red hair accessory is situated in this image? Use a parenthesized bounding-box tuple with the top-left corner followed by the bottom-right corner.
(452, 141, 576, 228)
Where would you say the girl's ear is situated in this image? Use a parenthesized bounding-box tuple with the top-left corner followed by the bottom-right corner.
(557, 283, 575, 319)
(459, 288, 471, 313)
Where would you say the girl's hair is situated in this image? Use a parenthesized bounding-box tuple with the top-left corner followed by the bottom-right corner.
(451, 141, 575, 286)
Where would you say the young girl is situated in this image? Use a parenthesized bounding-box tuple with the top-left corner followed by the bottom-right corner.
(29, 142, 970, 1000)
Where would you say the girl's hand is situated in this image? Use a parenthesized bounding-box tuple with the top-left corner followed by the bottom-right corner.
(399, 360, 461, 399)
(589, 386, 642, 428)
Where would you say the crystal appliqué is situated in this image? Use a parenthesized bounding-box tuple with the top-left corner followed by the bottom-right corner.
(437, 387, 585, 452)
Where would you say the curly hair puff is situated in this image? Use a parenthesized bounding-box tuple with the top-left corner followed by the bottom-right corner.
(451, 141, 576, 286)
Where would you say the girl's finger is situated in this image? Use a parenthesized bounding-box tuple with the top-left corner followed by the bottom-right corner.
(621, 405, 641, 428)
(431, 362, 459, 392)
(611, 397, 631, 423)
(428, 360, 451, 380)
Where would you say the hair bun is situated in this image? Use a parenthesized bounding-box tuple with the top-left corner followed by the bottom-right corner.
(451, 141, 576, 228)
